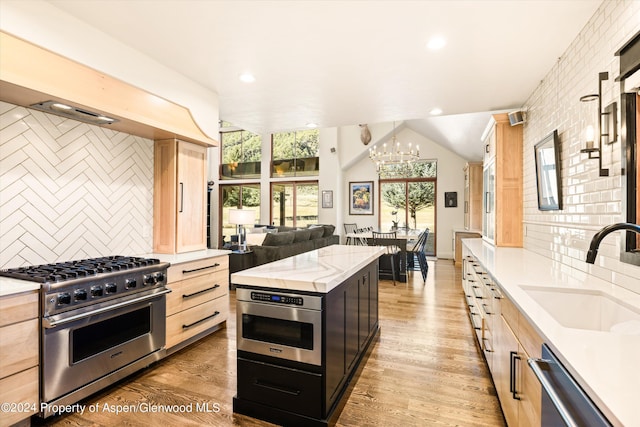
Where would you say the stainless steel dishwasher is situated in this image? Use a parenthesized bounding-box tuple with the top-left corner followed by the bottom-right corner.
(528, 344, 612, 427)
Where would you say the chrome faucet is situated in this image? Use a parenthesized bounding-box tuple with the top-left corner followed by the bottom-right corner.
(586, 222, 640, 264)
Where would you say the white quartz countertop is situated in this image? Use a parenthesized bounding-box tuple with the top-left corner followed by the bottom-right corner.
(142, 249, 231, 266)
(231, 244, 385, 293)
(462, 238, 640, 427)
(0, 277, 40, 297)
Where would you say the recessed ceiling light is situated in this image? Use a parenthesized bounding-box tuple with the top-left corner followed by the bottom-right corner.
(427, 36, 446, 50)
(306, 122, 318, 129)
(430, 108, 443, 116)
(239, 72, 255, 83)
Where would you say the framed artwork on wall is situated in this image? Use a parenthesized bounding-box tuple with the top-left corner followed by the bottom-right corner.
(349, 181, 374, 215)
(534, 129, 562, 211)
(445, 192, 458, 208)
(322, 190, 333, 208)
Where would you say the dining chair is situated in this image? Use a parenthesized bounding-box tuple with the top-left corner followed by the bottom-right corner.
(406, 229, 429, 282)
(372, 231, 400, 285)
(344, 223, 358, 245)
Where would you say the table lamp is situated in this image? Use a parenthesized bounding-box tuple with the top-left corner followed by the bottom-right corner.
(228, 209, 256, 252)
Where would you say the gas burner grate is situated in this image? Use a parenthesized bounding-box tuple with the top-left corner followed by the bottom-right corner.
(0, 256, 161, 283)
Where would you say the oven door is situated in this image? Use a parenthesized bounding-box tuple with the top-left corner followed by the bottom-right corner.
(41, 289, 169, 403)
(237, 300, 322, 366)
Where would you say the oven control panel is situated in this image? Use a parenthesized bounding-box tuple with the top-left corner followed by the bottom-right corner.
(251, 292, 303, 305)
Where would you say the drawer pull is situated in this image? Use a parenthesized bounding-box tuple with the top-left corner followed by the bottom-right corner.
(481, 303, 492, 315)
(183, 284, 221, 299)
(182, 263, 220, 274)
(254, 380, 301, 396)
(510, 351, 522, 400)
(182, 311, 220, 329)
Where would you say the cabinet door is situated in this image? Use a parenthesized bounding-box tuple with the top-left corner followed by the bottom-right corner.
(345, 278, 359, 371)
(495, 315, 519, 427)
(324, 286, 346, 407)
(368, 264, 378, 334)
(176, 141, 207, 252)
(482, 162, 495, 242)
(358, 269, 370, 350)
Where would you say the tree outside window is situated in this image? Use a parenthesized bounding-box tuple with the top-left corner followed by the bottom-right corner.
(379, 161, 437, 255)
(220, 184, 260, 246)
(271, 182, 318, 227)
(220, 122, 261, 179)
(272, 130, 319, 177)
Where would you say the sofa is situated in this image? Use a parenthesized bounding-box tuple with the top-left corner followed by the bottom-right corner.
(248, 225, 339, 267)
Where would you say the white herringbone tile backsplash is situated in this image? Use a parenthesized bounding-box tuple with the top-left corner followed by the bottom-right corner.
(0, 101, 154, 269)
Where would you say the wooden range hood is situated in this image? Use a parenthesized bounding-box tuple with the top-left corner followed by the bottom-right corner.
(0, 32, 217, 147)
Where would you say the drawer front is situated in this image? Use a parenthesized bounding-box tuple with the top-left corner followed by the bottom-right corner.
(237, 357, 322, 419)
(0, 318, 38, 379)
(0, 291, 38, 328)
(166, 296, 228, 349)
(167, 256, 229, 283)
(501, 292, 519, 332)
(0, 366, 39, 427)
(167, 270, 228, 316)
(518, 313, 543, 359)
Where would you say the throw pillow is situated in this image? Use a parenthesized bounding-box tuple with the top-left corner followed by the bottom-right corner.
(309, 227, 324, 240)
(293, 229, 312, 242)
(263, 231, 295, 246)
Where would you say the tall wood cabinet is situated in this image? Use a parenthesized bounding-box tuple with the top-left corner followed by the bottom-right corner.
(481, 113, 523, 247)
(154, 139, 208, 253)
(464, 162, 483, 231)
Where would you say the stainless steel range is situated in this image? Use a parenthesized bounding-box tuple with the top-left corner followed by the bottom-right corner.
(0, 256, 170, 417)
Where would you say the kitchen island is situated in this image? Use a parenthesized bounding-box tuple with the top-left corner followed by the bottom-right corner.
(231, 244, 385, 427)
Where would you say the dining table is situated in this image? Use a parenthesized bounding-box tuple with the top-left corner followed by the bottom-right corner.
(345, 229, 422, 282)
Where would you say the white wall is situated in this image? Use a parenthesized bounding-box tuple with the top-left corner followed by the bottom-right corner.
(0, 0, 219, 138)
(522, 0, 640, 293)
(340, 126, 467, 258)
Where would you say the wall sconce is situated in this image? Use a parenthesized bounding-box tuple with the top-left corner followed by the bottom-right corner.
(579, 72, 618, 177)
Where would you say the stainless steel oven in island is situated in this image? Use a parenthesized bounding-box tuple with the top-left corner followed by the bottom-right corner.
(231, 244, 385, 427)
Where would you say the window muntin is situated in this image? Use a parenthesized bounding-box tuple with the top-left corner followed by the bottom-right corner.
(271, 130, 319, 177)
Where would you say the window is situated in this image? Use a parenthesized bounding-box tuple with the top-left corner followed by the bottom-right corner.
(272, 130, 319, 177)
(271, 182, 318, 227)
(220, 122, 261, 179)
(219, 184, 260, 245)
(379, 161, 437, 255)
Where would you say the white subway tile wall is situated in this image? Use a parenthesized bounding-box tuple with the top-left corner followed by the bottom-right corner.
(0, 101, 154, 269)
(522, 1, 640, 293)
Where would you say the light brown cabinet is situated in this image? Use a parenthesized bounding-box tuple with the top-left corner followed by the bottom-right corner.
(463, 251, 542, 427)
(494, 294, 543, 427)
(481, 113, 523, 247)
(463, 162, 483, 231)
(154, 139, 208, 254)
(165, 255, 229, 353)
(0, 291, 39, 427)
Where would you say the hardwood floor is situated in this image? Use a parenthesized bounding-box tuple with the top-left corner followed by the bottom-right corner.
(39, 260, 505, 427)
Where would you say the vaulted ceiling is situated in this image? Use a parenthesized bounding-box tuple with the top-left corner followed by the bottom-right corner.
(48, 0, 601, 161)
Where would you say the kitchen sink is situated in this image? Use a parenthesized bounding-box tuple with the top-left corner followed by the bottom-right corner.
(520, 285, 640, 333)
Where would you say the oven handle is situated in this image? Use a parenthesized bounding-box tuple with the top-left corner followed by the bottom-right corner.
(42, 289, 172, 329)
